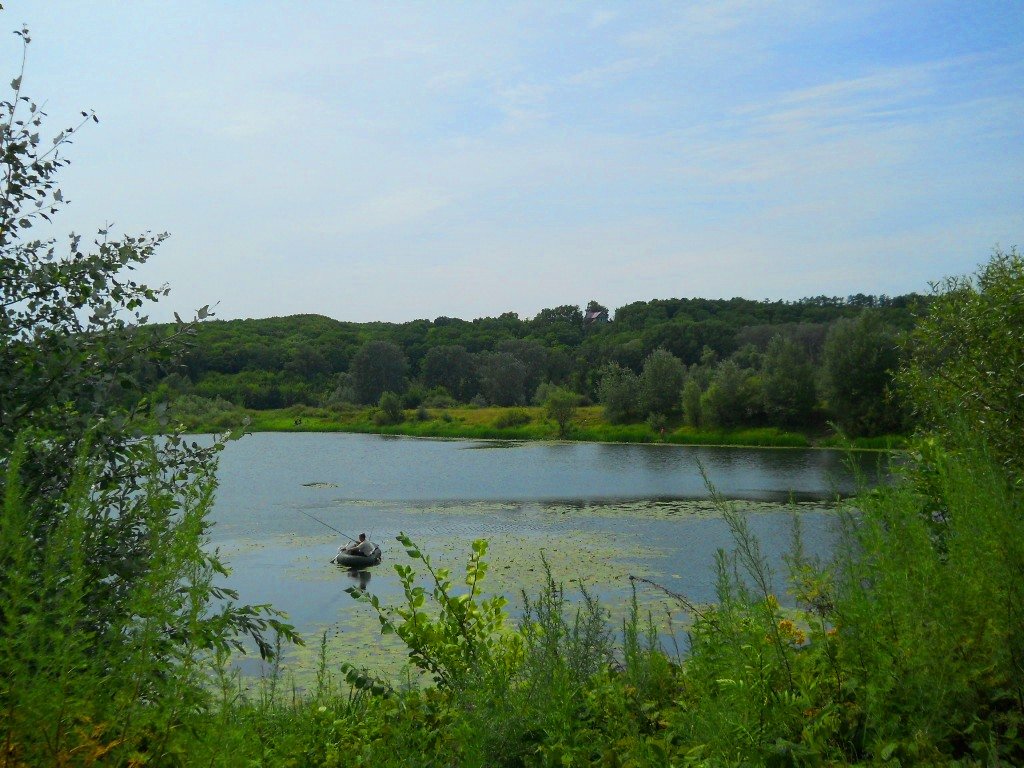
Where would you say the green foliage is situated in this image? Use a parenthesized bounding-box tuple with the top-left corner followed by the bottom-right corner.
(681, 377, 703, 427)
(165, 393, 247, 431)
(162, 292, 920, 434)
(492, 408, 531, 428)
(702, 359, 761, 428)
(347, 534, 519, 690)
(475, 350, 528, 406)
(0, 437, 298, 765)
(638, 348, 686, 417)
(823, 442, 1024, 763)
(530, 303, 584, 346)
(323, 371, 357, 407)
(374, 390, 405, 425)
(762, 333, 817, 426)
(822, 310, 903, 436)
(543, 386, 578, 438)
(351, 339, 409, 404)
(0, 30, 297, 764)
(900, 247, 1024, 482)
(0, 31, 289, 663)
(420, 344, 478, 402)
(496, 338, 550, 397)
(598, 362, 640, 424)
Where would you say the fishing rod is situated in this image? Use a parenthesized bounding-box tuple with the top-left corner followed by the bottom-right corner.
(296, 508, 357, 543)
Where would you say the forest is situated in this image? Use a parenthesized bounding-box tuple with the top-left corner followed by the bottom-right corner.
(157, 292, 920, 439)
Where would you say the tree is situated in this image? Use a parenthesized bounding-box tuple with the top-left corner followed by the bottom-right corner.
(350, 339, 408, 404)
(598, 363, 640, 424)
(900, 247, 1024, 480)
(0, 24, 295, 741)
(761, 334, 816, 426)
(376, 391, 405, 425)
(638, 348, 685, 418)
(545, 387, 578, 438)
(496, 338, 548, 397)
(682, 378, 703, 428)
(702, 360, 759, 428)
(531, 304, 583, 345)
(822, 311, 902, 436)
(475, 351, 528, 406)
(420, 344, 477, 402)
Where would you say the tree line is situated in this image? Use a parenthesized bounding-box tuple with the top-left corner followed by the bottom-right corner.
(159, 294, 919, 436)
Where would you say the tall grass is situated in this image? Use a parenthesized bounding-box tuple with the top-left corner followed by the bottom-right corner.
(0, 438, 217, 765)
(5, 431, 1019, 765)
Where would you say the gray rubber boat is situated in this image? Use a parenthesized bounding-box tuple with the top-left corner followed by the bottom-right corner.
(332, 544, 382, 569)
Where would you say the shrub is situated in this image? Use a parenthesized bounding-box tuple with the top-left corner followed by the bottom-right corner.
(544, 387, 578, 438)
(598, 362, 640, 424)
(374, 391, 405, 426)
(422, 386, 456, 408)
(493, 409, 531, 428)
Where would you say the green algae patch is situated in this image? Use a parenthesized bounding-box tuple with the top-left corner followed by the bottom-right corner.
(218, 497, 837, 686)
(241, 524, 687, 688)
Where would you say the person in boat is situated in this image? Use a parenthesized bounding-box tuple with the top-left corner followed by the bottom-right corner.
(340, 532, 374, 557)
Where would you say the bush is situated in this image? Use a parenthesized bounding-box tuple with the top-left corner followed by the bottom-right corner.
(401, 384, 427, 409)
(900, 247, 1024, 482)
(422, 386, 456, 408)
(493, 409, 531, 428)
(544, 387, 578, 438)
(599, 362, 640, 424)
(374, 391, 405, 426)
(0, 437, 298, 765)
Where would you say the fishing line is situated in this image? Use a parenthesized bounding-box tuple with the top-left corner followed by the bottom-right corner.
(295, 508, 357, 542)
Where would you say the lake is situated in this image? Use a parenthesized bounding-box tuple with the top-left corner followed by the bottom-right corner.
(208, 432, 885, 678)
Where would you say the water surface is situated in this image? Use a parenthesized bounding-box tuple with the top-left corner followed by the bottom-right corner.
(208, 433, 881, 678)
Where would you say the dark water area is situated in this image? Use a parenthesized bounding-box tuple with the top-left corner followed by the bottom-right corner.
(206, 433, 887, 676)
(212, 432, 881, 518)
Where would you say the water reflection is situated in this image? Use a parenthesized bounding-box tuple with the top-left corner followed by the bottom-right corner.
(343, 569, 372, 590)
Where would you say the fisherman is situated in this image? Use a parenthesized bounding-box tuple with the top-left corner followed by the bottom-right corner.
(340, 532, 374, 557)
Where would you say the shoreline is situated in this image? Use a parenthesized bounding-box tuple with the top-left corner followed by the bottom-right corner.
(172, 404, 906, 452)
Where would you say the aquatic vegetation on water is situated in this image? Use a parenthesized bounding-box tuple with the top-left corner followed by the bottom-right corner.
(221, 498, 832, 686)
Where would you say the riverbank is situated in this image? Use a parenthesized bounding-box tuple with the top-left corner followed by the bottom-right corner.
(167, 399, 906, 450)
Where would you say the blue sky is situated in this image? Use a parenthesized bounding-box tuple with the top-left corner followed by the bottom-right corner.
(4, 2, 1022, 323)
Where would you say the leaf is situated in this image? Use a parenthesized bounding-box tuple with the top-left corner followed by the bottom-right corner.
(10, 76, 21, 90)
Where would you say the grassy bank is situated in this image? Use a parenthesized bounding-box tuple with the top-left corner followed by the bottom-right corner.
(7, 441, 1019, 766)
(166, 397, 905, 450)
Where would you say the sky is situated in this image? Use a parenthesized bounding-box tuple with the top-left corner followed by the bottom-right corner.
(4, 1, 1022, 323)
